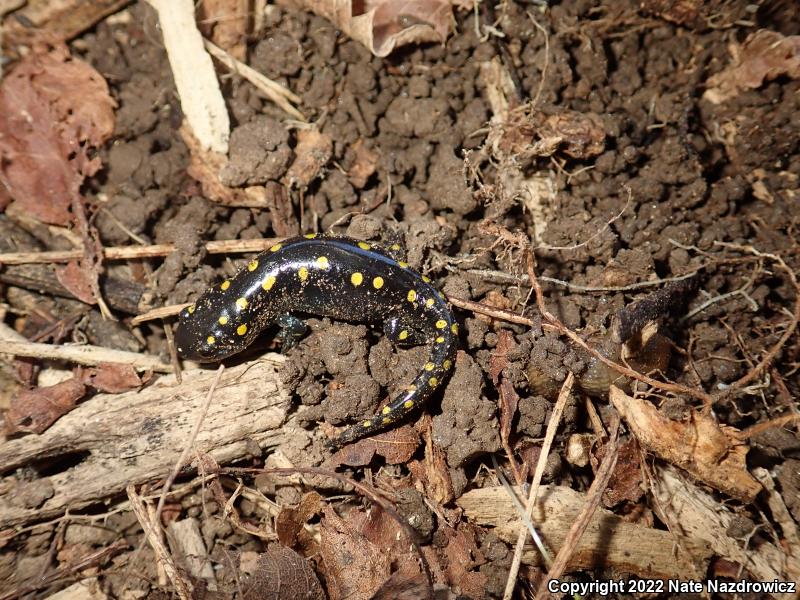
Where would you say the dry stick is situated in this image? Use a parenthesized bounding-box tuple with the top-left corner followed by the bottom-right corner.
(465, 268, 700, 292)
(0, 340, 172, 372)
(0, 540, 129, 600)
(502, 372, 574, 600)
(524, 250, 715, 405)
(224, 465, 435, 600)
(127, 485, 193, 600)
(537, 419, 620, 600)
(711, 243, 800, 400)
(154, 364, 225, 526)
(0, 237, 281, 265)
(203, 39, 305, 121)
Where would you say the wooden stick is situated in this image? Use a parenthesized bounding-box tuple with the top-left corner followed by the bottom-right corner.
(0, 340, 173, 372)
(0, 238, 281, 265)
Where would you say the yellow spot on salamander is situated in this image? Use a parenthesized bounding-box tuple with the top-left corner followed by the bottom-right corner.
(218, 316, 228, 325)
(436, 336, 445, 343)
(363, 420, 372, 428)
(358, 241, 371, 250)
(424, 362, 435, 371)
(407, 289, 416, 302)
(425, 298, 434, 308)
(248, 259, 259, 271)
(304, 233, 317, 239)
(398, 261, 408, 268)
(443, 360, 452, 370)
(263, 275, 276, 291)
(373, 276, 384, 289)
(270, 243, 282, 252)
(429, 377, 438, 387)
(220, 280, 230, 291)
(399, 330, 409, 341)
(299, 267, 309, 281)
(422, 275, 431, 283)
(407, 384, 417, 392)
(382, 406, 392, 415)
(207, 335, 216, 345)
(236, 297, 248, 310)
(382, 417, 391, 424)
(187, 304, 195, 314)
(237, 324, 247, 336)
(390, 243, 401, 251)
(451, 323, 459, 334)
(351, 272, 363, 286)
(316, 256, 330, 269)
(404, 400, 414, 409)
(435, 320, 447, 329)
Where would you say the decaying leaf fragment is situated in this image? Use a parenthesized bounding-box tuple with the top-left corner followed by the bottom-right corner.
(283, 0, 452, 57)
(704, 29, 800, 104)
(0, 45, 115, 225)
(609, 386, 762, 502)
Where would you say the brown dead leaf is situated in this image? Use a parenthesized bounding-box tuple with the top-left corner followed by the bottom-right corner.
(408, 422, 455, 504)
(609, 386, 762, 502)
(0, 45, 115, 225)
(55, 261, 97, 305)
(441, 524, 488, 600)
(593, 437, 644, 507)
(81, 363, 144, 393)
(197, 0, 248, 61)
(283, 129, 333, 188)
(704, 30, 800, 104)
(240, 545, 325, 600)
(6, 377, 87, 434)
(283, 0, 452, 57)
(347, 139, 380, 188)
(319, 505, 391, 600)
(490, 331, 519, 444)
(276, 491, 322, 547)
(330, 424, 420, 466)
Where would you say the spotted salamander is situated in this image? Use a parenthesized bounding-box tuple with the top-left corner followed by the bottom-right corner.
(174, 235, 458, 447)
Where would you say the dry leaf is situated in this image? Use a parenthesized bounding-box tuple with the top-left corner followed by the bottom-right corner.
(55, 261, 97, 305)
(240, 546, 325, 600)
(6, 377, 87, 434)
(319, 505, 391, 600)
(0, 45, 115, 225)
(441, 525, 488, 600)
(283, 129, 333, 188)
(347, 139, 380, 188)
(330, 425, 419, 466)
(276, 491, 322, 547)
(609, 386, 762, 502)
(704, 30, 800, 104)
(284, 0, 452, 57)
(81, 363, 144, 393)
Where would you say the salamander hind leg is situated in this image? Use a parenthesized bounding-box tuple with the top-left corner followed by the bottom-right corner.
(383, 317, 421, 347)
(275, 314, 308, 352)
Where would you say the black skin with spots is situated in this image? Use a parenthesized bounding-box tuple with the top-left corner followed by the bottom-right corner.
(174, 235, 458, 447)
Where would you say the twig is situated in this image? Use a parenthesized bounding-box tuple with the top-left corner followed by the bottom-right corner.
(127, 485, 194, 600)
(203, 38, 305, 121)
(0, 237, 281, 265)
(525, 249, 715, 405)
(711, 243, 800, 399)
(0, 340, 172, 372)
(464, 268, 700, 292)
(154, 365, 225, 526)
(448, 296, 535, 327)
(537, 418, 620, 599)
(502, 372, 574, 600)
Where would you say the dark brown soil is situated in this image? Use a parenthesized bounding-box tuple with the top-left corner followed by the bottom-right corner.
(2, 0, 799, 598)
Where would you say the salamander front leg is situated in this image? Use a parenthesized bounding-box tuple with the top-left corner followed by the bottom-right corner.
(275, 314, 307, 352)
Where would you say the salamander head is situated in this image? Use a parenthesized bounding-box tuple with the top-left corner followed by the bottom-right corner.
(174, 302, 244, 362)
